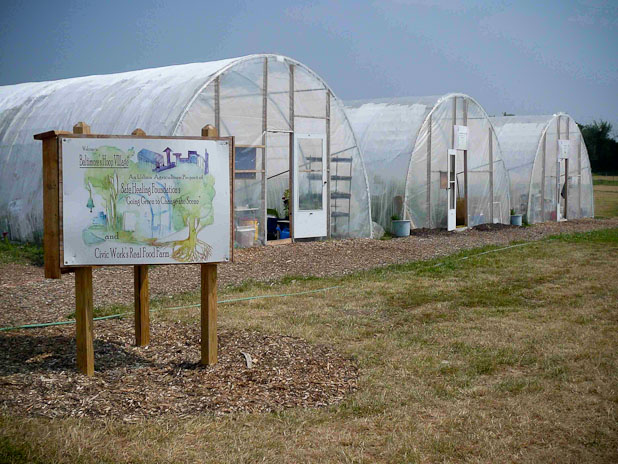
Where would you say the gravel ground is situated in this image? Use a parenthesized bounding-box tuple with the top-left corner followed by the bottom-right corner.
(1, 218, 617, 328)
(0, 321, 357, 420)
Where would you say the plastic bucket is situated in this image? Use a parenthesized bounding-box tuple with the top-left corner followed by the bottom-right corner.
(236, 226, 255, 247)
(239, 218, 259, 240)
(510, 214, 523, 226)
(391, 220, 411, 237)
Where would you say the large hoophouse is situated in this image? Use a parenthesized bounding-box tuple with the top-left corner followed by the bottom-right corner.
(491, 114, 594, 223)
(0, 54, 373, 244)
(346, 94, 511, 231)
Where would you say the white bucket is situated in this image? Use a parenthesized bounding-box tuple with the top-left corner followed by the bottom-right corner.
(236, 226, 256, 247)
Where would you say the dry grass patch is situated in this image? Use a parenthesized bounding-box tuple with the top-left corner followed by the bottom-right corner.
(1, 229, 617, 463)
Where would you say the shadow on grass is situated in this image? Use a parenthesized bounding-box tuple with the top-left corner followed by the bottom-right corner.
(0, 333, 149, 375)
(0, 436, 45, 464)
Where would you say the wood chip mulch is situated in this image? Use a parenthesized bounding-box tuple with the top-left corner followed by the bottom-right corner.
(1, 218, 617, 328)
(0, 218, 615, 421)
(0, 321, 358, 421)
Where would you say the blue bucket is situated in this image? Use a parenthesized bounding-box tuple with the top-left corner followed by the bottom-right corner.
(391, 220, 411, 237)
(510, 214, 523, 226)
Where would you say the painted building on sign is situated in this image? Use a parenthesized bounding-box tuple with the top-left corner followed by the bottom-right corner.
(137, 148, 209, 174)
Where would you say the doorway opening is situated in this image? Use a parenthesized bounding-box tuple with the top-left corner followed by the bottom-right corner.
(557, 157, 569, 221)
(293, 134, 327, 239)
(447, 148, 469, 232)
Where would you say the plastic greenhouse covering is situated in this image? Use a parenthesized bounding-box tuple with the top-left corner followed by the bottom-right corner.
(491, 114, 594, 223)
(345, 95, 511, 231)
(0, 54, 373, 244)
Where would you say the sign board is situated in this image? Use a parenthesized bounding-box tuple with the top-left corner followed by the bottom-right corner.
(454, 125, 468, 150)
(558, 139, 571, 159)
(60, 135, 232, 266)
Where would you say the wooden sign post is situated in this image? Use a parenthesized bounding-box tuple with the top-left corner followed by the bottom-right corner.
(131, 127, 151, 347)
(201, 124, 219, 365)
(35, 123, 233, 375)
(72, 122, 95, 375)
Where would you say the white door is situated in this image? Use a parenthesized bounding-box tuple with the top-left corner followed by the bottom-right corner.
(293, 134, 327, 238)
(447, 149, 457, 231)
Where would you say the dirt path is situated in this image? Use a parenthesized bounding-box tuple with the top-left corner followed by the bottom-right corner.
(1, 218, 617, 327)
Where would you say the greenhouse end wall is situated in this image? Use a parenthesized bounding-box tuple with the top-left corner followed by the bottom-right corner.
(346, 95, 511, 232)
(492, 114, 594, 223)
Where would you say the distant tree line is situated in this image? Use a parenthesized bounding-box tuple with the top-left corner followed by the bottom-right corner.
(579, 120, 618, 174)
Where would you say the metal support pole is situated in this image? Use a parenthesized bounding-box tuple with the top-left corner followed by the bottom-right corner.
(541, 132, 547, 221)
(326, 91, 332, 238)
(489, 127, 494, 223)
(262, 58, 268, 244)
(451, 97, 456, 148)
(288, 64, 295, 239)
(214, 77, 220, 133)
(564, 117, 569, 219)
(578, 134, 582, 217)
(463, 98, 469, 227)
(426, 115, 432, 228)
(556, 116, 561, 221)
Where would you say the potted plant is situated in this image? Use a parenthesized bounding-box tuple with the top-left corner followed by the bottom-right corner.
(510, 208, 523, 226)
(277, 190, 291, 239)
(282, 189, 290, 219)
(391, 214, 411, 237)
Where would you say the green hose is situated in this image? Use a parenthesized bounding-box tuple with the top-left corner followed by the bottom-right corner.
(0, 285, 341, 332)
(0, 241, 539, 333)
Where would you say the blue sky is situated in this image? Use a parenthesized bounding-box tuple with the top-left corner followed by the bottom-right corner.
(1, 0, 616, 129)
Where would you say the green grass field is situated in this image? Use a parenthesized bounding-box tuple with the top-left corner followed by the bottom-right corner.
(0, 175, 614, 268)
(593, 175, 618, 218)
(1, 177, 617, 463)
(1, 228, 617, 463)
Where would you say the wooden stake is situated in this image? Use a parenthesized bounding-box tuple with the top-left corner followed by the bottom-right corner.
(75, 266, 94, 375)
(73, 121, 91, 134)
(134, 265, 150, 346)
(200, 263, 217, 365)
(131, 128, 150, 346)
(202, 124, 218, 137)
(200, 124, 220, 365)
(72, 121, 95, 375)
(41, 136, 61, 279)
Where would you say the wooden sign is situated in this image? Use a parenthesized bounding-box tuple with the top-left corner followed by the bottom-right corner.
(35, 131, 233, 277)
(35, 124, 231, 375)
(60, 136, 232, 266)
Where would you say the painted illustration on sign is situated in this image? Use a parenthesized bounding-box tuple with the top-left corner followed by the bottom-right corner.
(62, 138, 230, 266)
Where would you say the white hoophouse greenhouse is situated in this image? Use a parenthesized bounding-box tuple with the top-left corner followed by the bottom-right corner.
(345, 94, 511, 232)
(491, 114, 594, 223)
(0, 54, 373, 244)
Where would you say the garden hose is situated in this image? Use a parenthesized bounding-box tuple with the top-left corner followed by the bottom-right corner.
(0, 285, 341, 332)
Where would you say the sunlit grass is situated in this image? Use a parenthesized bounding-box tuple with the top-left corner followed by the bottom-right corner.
(1, 229, 617, 463)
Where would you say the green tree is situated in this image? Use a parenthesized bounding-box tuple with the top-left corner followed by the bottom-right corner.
(159, 163, 216, 261)
(83, 146, 133, 231)
(579, 120, 618, 173)
(83, 146, 217, 262)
